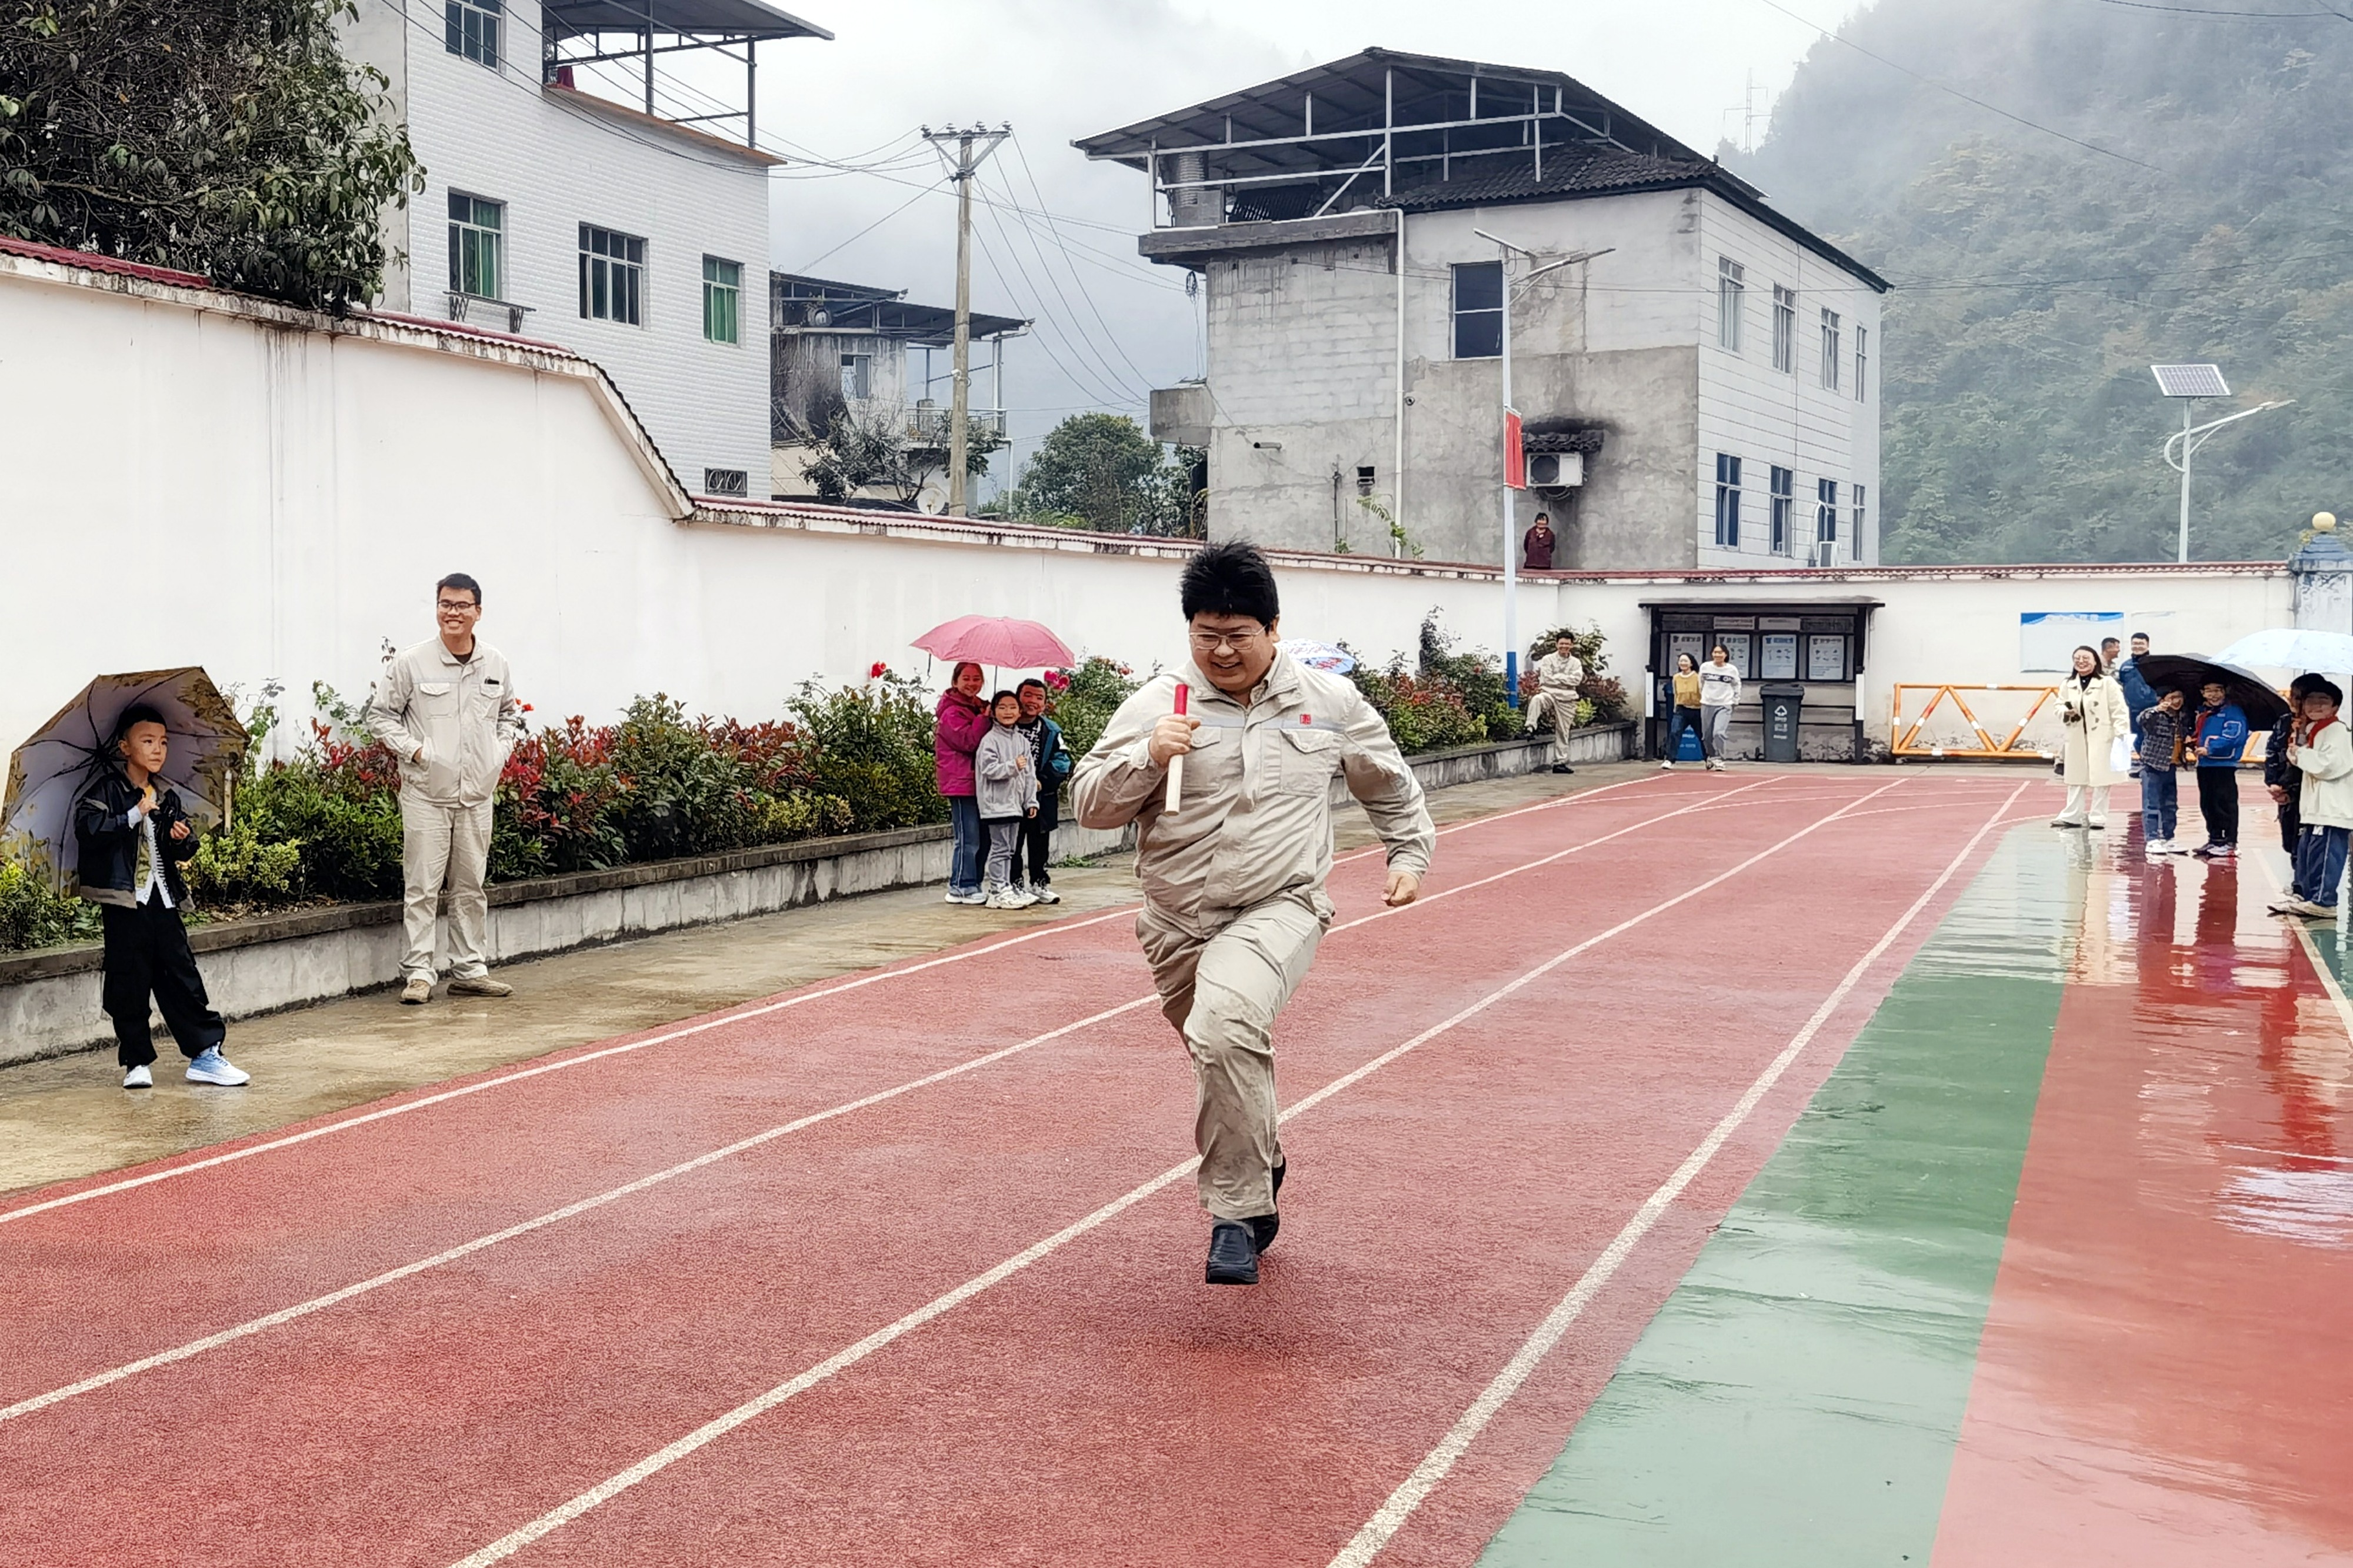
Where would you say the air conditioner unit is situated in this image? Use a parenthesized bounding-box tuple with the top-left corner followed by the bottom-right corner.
(1812, 539, 1838, 568)
(1527, 452, 1585, 489)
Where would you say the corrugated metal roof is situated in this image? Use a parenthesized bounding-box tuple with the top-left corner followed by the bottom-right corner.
(1377, 145, 1715, 210)
(0, 233, 211, 289)
(543, 0, 831, 39)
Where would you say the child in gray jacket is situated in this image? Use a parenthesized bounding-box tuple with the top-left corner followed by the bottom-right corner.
(974, 690, 1041, 909)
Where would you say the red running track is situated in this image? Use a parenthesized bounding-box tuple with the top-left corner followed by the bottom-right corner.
(2, 772, 2028, 1567)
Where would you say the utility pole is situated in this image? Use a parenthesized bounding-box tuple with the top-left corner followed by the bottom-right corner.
(924, 123, 1008, 516)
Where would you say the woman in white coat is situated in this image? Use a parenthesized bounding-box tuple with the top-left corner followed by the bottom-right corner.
(2055, 644, 2131, 828)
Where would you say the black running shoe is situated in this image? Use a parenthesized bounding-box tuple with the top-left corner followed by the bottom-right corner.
(1205, 1220, 1259, 1285)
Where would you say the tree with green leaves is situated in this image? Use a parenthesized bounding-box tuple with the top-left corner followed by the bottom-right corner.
(0, 0, 420, 312)
(1009, 412, 1198, 535)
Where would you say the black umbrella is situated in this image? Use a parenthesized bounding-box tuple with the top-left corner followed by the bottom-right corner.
(2133, 654, 2290, 729)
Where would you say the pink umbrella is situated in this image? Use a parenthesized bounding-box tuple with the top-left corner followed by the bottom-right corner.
(912, 615, 1075, 669)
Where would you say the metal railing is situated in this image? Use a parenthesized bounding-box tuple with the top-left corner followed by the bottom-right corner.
(1891, 683, 2269, 763)
(906, 404, 1007, 444)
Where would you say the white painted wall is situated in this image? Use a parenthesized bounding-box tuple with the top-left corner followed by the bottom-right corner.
(348, 0, 774, 491)
(0, 255, 2292, 778)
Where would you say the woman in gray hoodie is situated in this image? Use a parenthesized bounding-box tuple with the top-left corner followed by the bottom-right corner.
(974, 690, 1041, 909)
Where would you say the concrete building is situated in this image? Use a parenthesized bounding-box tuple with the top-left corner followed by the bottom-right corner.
(1079, 49, 1889, 573)
(768, 273, 1026, 509)
(345, 0, 831, 496)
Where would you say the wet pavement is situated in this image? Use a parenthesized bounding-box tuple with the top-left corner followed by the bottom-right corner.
(1481, 792, 2353, 1564)
(0, 763, 1652, 1197)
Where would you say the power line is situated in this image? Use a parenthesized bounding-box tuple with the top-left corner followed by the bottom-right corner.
(795, 177, 948, 275)
(974, 184, 1151, 403)
(971, 223, 1143, 410)
(995, 142, 1162, 388)
(1753, 0, 2172, 174)
(2094, 0, 2351, 17)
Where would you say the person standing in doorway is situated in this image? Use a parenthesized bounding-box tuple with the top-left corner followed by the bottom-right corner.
(1012, 678, 1071, 905)
(1699, 645, 1741, 770)
(75, 707, 249, 1088)
(934, 661, 990, 905)
(1072, 542, 1435, 1287)
(1662, 652, 1704, 770)
(2282, 679, 2353, 920)
(2189, 680, 2249, 860)
(2135, 688, 2188, 855)
(2052, 645, 2129, 829)
(365, 573, 524, 1005)
(1521, 512, 1558, 572)
(1522, 632, 1584, 775)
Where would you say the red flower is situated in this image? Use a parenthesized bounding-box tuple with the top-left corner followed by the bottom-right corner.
(1042, 669, 1071, 692)
(869, 661, 889, 679)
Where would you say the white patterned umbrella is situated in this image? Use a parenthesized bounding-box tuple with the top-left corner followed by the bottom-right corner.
(1277, 639, 1357, 675)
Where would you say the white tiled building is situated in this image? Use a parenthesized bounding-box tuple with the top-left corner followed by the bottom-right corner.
(1082, 50, 1888, 572)
(346, 0, 829, 496)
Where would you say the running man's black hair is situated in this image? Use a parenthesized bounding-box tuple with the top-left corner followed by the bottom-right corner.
(1179, 540, 1279, 626)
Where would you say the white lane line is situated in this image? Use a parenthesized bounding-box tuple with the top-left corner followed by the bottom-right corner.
(1, 782, 1769, 1422)
(0, 909, 1136, 1227)
(1321, 782, 2028, 1568)
(1332, 769, 1680, 866)
(442, 778, 1908, 1567)
(2, 772, 1691, 1228)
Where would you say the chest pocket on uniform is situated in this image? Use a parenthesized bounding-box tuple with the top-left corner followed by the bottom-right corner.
(1280, 726, 1343, 792)
(416, 680, 458, 712)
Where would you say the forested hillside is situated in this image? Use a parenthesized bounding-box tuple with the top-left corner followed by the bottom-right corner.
(1728, 0, 2353, 563)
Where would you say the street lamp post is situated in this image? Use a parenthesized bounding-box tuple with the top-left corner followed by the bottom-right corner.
(2151, 363, 2293, 562)
(1473, 230, 1598, 706)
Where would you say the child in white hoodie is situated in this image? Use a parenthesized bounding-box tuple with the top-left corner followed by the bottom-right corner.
(973, 690, 1040, 909)
(2287, 678, 2353, 919)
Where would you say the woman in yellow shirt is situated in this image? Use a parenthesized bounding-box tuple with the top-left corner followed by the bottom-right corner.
(1662, 653, 1704, 769)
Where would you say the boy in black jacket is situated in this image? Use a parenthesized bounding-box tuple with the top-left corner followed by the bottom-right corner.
(74, 706, 249, 1089)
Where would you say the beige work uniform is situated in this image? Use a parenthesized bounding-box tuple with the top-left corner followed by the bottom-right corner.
(364, 638, 524, 983)
(1072, 653, 1435, 1220)
(1524, 650, 1585, 766)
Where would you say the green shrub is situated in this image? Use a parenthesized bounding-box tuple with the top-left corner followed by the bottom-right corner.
(786, 673, 945, 830)
(0, 858, 98, 952)
(185, 819, 304, 905)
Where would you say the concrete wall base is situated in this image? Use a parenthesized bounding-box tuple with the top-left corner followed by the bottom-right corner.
(0, 730, 1631, 1067)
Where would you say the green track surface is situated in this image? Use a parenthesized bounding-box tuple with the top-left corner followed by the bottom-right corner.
(1478, 831, 2067, 1566)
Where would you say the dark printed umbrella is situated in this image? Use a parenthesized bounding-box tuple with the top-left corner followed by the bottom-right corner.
(2132, 654, 2291, 730)
(2, 669, 248, 892)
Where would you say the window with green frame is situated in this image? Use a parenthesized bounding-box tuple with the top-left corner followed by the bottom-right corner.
(447, 192, 504, 300)
(702, 256, 742, 344)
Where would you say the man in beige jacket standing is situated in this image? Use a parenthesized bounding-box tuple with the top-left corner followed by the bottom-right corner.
(365, 573, 524, 1005)
(1074, 542, 1435, 1286)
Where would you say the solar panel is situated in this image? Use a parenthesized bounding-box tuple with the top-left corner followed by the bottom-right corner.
(2151, 363, 2229, 399)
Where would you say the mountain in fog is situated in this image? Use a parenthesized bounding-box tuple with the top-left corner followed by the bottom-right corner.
(1726, 0, 2353, 563)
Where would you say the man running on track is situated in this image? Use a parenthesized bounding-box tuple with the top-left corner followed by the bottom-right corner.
(1073, 542, 1437, 1286)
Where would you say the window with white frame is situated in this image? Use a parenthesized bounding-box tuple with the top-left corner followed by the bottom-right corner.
(1855, 324, 1869, 401)
(1769, 466, 1794, 555)
(1817, 478, 1839, 545)
(1853, 484, 1867, 550)
(839, 353, 872, 401)
(1452, 261, 1503, 359)
(446, 192, 503, 300)
(579, 225, 645, 325)
(1772, 286, 1797, 374)
(1717, 257, 1745, 352)
(702, 256, 742, 344)
(1819, 309, 1842, 392)
(444, 0, 501, 68)
(1714, 453, 1742, 548)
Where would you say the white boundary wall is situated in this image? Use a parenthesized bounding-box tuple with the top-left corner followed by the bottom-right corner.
(0, 249, 2292, 765)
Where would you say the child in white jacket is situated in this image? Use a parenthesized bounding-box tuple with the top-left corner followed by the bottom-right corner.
(2287, 678, 2353, 919)
(973, 690, 1040, 909)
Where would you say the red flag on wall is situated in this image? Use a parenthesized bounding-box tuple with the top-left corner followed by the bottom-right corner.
(1504, 408, 1527, 491)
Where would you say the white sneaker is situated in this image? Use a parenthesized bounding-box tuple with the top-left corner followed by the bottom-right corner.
(984, 888, 1027, 910)
(185, 1047, 250, 1087)
(122, 1064, 152, 1089)
(945, 889, 987, 905)
(1659, 759, 1674, 770)
(1029, 885, 1061, 905)
(2145, 838, 2172, 855)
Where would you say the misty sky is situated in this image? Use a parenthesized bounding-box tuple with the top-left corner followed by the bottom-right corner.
(614, 0, 1864, 487)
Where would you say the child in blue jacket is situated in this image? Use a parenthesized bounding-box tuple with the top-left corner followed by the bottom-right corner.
(2191, 680, 2249, 860)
